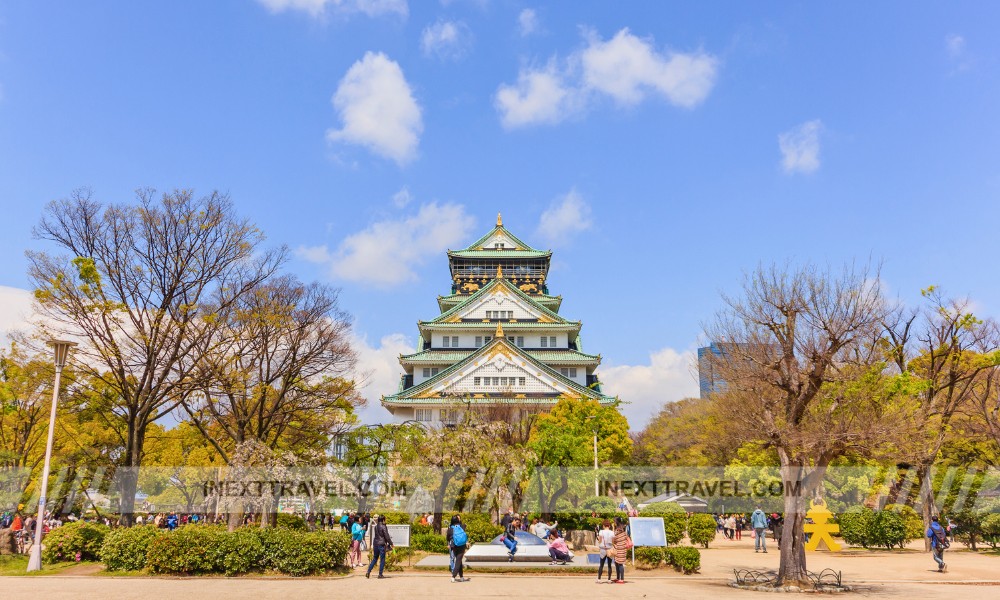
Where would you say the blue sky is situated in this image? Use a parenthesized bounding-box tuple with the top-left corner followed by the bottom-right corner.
(1, 1, 998, 428)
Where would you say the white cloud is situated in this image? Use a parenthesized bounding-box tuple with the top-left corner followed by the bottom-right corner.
(420, 20, 473, 60)
(945, 33, 972, 72)
(600, 347, 699, 430)
(495, 28, 718, 128)
(945, 34, 965, 59)
(392, 186, 413, 208)
(535, 190, 592, 247)
(297, 202, 476, 288)
(495, 60, 575, 128)
(256, 0, 408, 18)
(351, 332, 414, 424)
(778, 119, 822, 174)
(327, 52, 423, 165)
(518, 8, 539, 37)
(0, 286, 35, 347)
(580, 28, 718, 108)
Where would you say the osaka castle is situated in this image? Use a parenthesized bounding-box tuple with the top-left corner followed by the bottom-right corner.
(381, 214, 617, 425)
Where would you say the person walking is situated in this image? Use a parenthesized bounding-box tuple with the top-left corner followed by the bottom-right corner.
(365, 515, 393, 579)
(927, 515, 949, 573)
(350, 517, 366, 568)
(447, 514, 469, 582)
(446, 515, 462, 574)
(596, 520, 614, 583)
(502, 517, 520, 562)
(751, 507, 768, 553)
(612, 521, 631, 583)
(734, 515, 743, 540)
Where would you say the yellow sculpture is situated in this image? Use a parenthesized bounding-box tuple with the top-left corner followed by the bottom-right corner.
(804, 500, 841, 552)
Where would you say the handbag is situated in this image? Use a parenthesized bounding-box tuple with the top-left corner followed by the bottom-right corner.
(625, 536, 634, 550)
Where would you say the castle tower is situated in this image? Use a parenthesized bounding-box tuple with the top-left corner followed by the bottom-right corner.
(381, 215, 616, 425)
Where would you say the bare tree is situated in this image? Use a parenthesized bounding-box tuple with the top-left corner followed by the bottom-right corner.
(882, 288, 1000, 545)
(706, 262, 896, 587)
(28, 189, 284, 524)
(179, 275, 362, 527)
(182, 275, 361, 460)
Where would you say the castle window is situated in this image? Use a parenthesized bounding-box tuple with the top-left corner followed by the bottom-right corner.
(540, 337, 548, 348)
(423, 368, 430, 378)
(519, 377, 526, 386)
(549, 336, 557, 347)
(415, 409, 432, 422)
(516, 336, 524, 347)
(475, 336, 482, 346)
(442, 336, 450, 348)
(474, 377, 481, 385)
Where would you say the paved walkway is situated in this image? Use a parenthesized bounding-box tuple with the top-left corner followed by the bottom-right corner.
(0, 536, 995, 599)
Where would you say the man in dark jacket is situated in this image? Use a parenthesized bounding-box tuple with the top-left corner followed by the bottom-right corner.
(927, 515, 948, 572)
(365, 515, 393, 579)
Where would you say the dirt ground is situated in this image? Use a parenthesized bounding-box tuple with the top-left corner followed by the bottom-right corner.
(0, 536, 995, 599)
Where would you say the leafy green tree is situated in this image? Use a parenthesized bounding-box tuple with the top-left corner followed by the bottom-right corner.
(882, 287, 1000, 546)
(528, 397, 630, 516)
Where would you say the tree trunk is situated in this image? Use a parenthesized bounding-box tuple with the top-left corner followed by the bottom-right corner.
(775, 462, 809, 587)
(118, 420, 146, 527)
(918, 464, 934, 552)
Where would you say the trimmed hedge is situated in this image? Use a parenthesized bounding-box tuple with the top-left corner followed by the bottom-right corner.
(411, 533, 449, 553)
(838, 508, 908, 549)
(632, 545, 700, 574)
(100, 525, 164, 571)
(142, 525, 350, 576)
(665, 546, 700, 574)
(686, 514, 718, 548)
(276, 513, 307, 531)
(42, 521, 109, 563)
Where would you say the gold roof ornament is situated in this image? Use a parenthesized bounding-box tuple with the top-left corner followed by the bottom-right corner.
(497, 212, 503, 227)
(496, 322, 504, 337)
(496, 264, 503, 279)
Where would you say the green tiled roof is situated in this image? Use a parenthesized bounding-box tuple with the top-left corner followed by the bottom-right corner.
(448, 249, 551, 259)
(463, 225, 542, 252)
(382, 336, 616, 406)
(427, 277, 570, 325)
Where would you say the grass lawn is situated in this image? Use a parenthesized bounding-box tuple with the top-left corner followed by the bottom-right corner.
(0, 555, 103, 576)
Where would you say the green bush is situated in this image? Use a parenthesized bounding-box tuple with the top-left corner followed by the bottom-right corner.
(640, 502, 686, 545)
(633, 546, 664, 569)
(871, 510, 908, 549)
(411, 523, 433, 536)
(686, 514, 718, 548)
(99, 526, 164, 571)
(276, 513, 307, 531)
(883, 504, 923, 542)
(411, 533, 449, 553)
(215, 529, 265, 575)
(272, 531, 337, 576)
(379, 511, 412, 525)
(664, 546, 700, 574)
(385, 547, 414, 571)
(146, 525, 226, 574)
(580, 496, 618, 513)
(142, 526, 348, 576)
(42, 521, 110, 562)
(981, 513, 1000, 549)
(838, 507, 875, 548)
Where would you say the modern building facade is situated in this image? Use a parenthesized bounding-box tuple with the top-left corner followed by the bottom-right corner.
(381, 214, 617, 425)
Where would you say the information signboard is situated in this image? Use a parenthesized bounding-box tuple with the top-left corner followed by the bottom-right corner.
(628, 516, 667, 547)
(385, 524, 411, 548)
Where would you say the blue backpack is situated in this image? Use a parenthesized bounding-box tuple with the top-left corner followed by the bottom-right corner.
(452, 524, 468, 547)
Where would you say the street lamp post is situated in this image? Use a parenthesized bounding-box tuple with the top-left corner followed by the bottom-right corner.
(27, 340, 76, 572)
